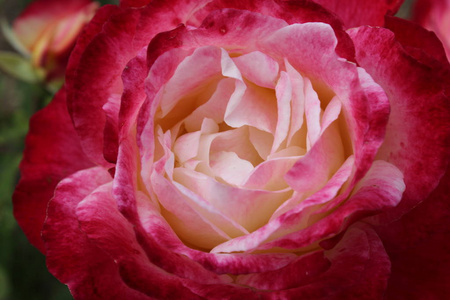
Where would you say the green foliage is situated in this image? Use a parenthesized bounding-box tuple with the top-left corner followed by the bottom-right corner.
(0, 51, 43, 83)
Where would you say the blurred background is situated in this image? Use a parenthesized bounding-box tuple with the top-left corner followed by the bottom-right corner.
(0, 0, 413, 299)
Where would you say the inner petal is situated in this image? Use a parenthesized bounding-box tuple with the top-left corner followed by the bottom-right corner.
(232, 51, 280, 88)
(224, 80, 278, 134)
(210, 151, 255, 186)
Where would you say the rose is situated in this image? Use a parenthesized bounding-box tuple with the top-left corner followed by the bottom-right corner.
(13, 0, 450, 299)
(0, 0, 98, 86)
(413, 0, 450, 60)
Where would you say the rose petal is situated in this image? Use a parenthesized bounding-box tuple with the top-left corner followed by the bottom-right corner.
(117, 142, 297, 275)
(312, 0, 403, 28)
(191, 0, 355, 61)
(379, 170, 450, 299)
(349, 25, 450, 222)
(232, 51, 279, 88)
(258, 160, 404, 251)
(42, 168, 150, 299)
(265, 223, 391, 298)
(13, 88, 92, 252)
(271, 71, 292, 153)
(174, 168, 292, 233)
(76, 182, 204, 299)
(385, 16, 449, 67)
(209, 151, 255, 185)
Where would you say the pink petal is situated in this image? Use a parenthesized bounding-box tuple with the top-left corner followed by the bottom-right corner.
(75, 181, 203, 299)
(285, 59, 306, 147)
(211, 156, 354, 253)
(155, 171, 249, 247)
(349, 25, 450, 222)
(209, 151, 254, 186)
(192, 0, 355, 61)
(261, 23, 390, 183)
(259, 160, 404, 251)
(209, 126, 262, 166)
(248, 127, 273, 160)
(174, 168, 291, 233)
(13, 88, 93, 252)
(271, 71, 292, 153)
(320, 96, 342, 135)
(157, 46, 222, 118)
(285, 120, 345, 194)
(67, 6, 141, 167)
(264, 223, 391, 298)
(243, 156, 301, 191)
(183, 78, 235, 132)
(224, 79, 277, 134)
(135, 188, 297, 275)
(42, 168, 149, 299)
(67, 1, 218, 167)
(303, 76, 322, 148)
(232, 51, 279, 88)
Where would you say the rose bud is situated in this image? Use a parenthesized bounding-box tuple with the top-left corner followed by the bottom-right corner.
(13, 0, 450, 299)
(0, 0, 98, 88)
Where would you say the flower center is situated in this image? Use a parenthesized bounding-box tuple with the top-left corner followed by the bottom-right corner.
(148, 46, 350, 250)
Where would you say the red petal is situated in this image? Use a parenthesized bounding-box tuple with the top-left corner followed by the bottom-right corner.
(265, 223, 391, 299)
(312, 0, 404, 27)
(43, 168, 152, 299)
(13, 88, 92, 252)
(119, 0, 152, 8)
(349, 25, 450, 222)
(379, 169, 450, 299)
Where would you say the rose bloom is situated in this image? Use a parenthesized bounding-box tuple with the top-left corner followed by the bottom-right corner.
(14, 0, 450, 299)
(11, 0, 98, 82)
(413, 0, 450, 60)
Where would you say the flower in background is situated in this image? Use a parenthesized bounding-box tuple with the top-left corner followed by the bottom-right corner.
(413, 0, 450, 60)
(0, 0, 98, 90)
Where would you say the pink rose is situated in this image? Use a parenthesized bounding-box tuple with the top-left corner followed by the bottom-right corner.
(14, 0, 450, 299)
(8, 0, 98, 83)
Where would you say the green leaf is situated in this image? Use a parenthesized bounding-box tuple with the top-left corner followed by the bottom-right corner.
(0, 18, 29, 57)
(0, 51, 43, 83)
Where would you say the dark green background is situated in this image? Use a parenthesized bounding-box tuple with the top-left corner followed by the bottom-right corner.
(0, 0, 413, 299)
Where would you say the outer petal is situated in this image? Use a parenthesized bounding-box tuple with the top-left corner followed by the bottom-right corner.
(119, 0, 152, 8)
(312, 0, 404, 28)
(377, 170, 450, 299)
(13, 88, 92, 253)
(77, 167, 258, 299)
(76, 182, 205, 299)
(262, 223, 391, 299)
(42, 167, 151, 299)
(191, 0, 355, 61)
(66, 6, 141, 167)
(413, 0, 450, 60)
(66, 0, 218, 167)
(384, 16, 449, 68)
(349, 26, 450, 222)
